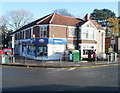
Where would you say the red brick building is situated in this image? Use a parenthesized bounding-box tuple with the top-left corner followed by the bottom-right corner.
(9, 13, 105, 60)
(105, 37, 118, 53)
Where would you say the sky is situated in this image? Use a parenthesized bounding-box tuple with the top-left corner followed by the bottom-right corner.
(0, 1, 119, 20)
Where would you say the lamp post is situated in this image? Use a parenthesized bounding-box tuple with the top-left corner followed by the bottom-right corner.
(32, 34, 36, 57)
(32, 34, 36, 38)
(12, 34, 15, 63)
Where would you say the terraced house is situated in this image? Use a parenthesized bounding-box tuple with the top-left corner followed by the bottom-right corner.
(9, 13, 105, 60)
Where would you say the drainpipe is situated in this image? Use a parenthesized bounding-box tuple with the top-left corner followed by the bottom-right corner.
(76, 26, 80, 50)
(66, 25, 68, 50)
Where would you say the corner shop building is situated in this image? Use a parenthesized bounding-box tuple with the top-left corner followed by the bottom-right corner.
(9, 13, 105, 60)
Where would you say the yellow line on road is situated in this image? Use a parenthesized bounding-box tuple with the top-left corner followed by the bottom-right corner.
(0, 63, 119, 69)
(77, 64, 120, 69)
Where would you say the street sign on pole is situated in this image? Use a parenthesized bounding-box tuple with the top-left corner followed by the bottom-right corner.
(110, 34, 115, 52)
(110, 35, 115, 45)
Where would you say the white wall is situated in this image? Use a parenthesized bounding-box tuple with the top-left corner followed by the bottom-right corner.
(96, 30, 105, 54)
(47, 44, 65, 60)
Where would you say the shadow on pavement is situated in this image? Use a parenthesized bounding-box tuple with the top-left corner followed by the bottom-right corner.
(2, 84, 119, 92)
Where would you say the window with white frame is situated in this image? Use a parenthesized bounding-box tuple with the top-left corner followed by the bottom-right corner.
(89, 30, 94, 39)
(68, 28, 76, 37)
(83, 29, 89, 39)
(82, 22, 96, 40)
(83, 45, 94, 55)
(40, 26, 47, 38)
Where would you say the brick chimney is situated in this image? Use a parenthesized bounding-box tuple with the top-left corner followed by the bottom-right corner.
(84, 14, 90, 20)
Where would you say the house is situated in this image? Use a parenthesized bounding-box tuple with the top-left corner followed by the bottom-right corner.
(9, 13, 105, 60)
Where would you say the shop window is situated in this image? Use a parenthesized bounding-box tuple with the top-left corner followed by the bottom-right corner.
(27, 46, 35, 56)
(83, 45, 94, 55)
(22, 45, 27, 55)
(83, 49, 88, 55)
(36, 46, 47, 57)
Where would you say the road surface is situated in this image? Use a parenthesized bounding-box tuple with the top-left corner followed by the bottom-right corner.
(2, 65, 119, 92)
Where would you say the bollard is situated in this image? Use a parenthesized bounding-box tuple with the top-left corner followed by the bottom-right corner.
(108, 55, 109, 64)
(114, 53, 117, 62)
(59, 57, 62, 66)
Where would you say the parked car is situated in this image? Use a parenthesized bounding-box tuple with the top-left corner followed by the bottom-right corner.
(97, 52, 106, 60)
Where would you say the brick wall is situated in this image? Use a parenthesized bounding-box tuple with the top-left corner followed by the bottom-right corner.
(49, 26, 67, 38)
(79, 40, 97, 44)
(105, 37, 118, 53)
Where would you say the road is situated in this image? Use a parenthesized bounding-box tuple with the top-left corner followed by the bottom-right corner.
(2, 65, 119, 92)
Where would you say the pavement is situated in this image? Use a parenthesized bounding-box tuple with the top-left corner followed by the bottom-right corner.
(1, 55, 120, 68)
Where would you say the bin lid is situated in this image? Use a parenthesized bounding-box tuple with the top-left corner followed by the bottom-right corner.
(65, 49, 79, 53)
(72, 50, 79, 53)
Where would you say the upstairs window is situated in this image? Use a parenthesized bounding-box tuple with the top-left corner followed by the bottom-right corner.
(88, 29, 94, 40)
(40, 26, 47, 38)
(68, 28, 76, 37)
(83, 29, 89, 39)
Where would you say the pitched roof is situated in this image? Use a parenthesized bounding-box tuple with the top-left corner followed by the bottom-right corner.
(37, 13, 84, 26)
(13, 13, 84, 32)
(90, 20, 104, 30)
(12, 13, 104, 34)
(50, 13, 84, 26)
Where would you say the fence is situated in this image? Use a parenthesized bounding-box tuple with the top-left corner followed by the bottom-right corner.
(13, 55, 80, 66)
(0, 54, 119, 67)
(0, 55, 14, 64)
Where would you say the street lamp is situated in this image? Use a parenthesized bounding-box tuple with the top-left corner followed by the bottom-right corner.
(32, 34, 36, 38)
(12, 34, 15, 63)
(32, 34, 36, 57)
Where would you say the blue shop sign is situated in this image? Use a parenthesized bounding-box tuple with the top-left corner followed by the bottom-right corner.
(21, 39, 34, 45)
(21, 38, 67, 46)
(49, 39, 67, 44)
(34, 38, 48, 46)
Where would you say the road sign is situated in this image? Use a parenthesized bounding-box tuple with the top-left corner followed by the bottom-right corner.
(110, 35, 115, 45)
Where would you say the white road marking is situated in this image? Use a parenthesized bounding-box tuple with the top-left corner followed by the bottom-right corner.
(67, 68, 76, 71)
(47, 68, 76, 73)
(52, 68, 67, 72)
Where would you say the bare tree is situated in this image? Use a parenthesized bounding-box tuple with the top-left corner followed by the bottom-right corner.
(0, 10, 33, 48)
(53, 9, 74, 17)
(2, 10, 34, 31)
(0, 17, 12, 48)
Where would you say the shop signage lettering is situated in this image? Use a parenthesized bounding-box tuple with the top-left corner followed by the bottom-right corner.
(39, 39, 44, 43)
(54, 40, 62, 43)
(20, 38, 67, 46)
